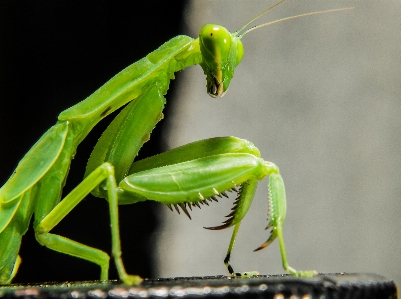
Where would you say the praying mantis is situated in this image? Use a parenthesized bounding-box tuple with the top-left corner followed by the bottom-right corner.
(0, 0, 352, 285)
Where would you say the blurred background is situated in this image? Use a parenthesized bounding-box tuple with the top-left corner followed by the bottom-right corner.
(161, 0, 401, 287)
(1, 0, 400, 288)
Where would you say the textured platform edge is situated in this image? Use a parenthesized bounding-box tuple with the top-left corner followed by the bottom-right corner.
(0, 273, 398, 299)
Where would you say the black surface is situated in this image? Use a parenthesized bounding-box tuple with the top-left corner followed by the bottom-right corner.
(0, 273, 398, 299)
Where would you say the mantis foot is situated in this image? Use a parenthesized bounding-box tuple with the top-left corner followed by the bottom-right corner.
(286, 266, 317, 278)
(121, 275, 143, 285)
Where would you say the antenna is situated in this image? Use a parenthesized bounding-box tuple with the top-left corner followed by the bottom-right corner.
(233, 0, 354, 39)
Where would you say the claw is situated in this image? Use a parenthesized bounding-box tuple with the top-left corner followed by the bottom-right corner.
(254, 228, 276, 252)
(204, 222, 232, 230)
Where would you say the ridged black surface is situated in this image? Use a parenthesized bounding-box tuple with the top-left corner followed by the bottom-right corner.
(0, 273, 397, 299)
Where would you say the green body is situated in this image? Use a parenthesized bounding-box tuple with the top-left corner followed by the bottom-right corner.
(0, 15, 316, 284)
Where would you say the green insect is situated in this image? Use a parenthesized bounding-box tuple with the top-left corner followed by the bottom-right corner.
(0, 0, 351, 285)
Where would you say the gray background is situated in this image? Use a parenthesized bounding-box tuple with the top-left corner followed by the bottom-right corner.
(154, 0, 401, 287)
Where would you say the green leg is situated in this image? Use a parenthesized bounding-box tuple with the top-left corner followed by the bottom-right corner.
(224, 222, 260, 277)
(271, 172, 316, 277)
(222, 180, 259, 278)
(254, 172, 317, 278)
(276, 222, 317, 277)
(35, 233, 110, 279)
(35, 162, 141, 284)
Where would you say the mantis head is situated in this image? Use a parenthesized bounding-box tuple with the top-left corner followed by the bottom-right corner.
(199, 24, 244, 98)
(198, 0, 353, 98)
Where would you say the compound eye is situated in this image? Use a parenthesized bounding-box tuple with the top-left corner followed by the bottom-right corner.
(199, 24, 231, 67)
(235, 40, 244, 66)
